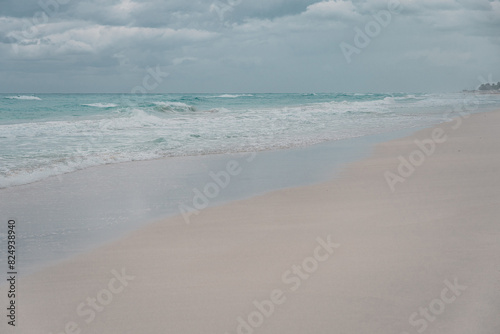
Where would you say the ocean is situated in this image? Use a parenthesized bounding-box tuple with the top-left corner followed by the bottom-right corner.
(1, 92, 500, 275)
(2, 92, 499, 189)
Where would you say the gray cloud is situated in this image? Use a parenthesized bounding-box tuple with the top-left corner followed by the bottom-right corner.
(0, 0, 499, 93)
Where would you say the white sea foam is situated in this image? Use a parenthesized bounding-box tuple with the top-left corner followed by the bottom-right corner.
(0, 150, 161, 189)
(204, 107, 230, 113)
(5, 95, 42, 100)
(82, 103, 118, 108)
(153, 101, 196, 112)
(2, 93, 499, 189)
(213, 94, 253, 98)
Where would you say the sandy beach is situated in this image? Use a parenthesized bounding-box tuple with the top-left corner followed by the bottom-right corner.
(2, 109, 500, 334)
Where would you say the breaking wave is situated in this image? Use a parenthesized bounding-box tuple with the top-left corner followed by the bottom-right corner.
(153, 101, 197, 112)
(212, 94, 254, 98)
(5, 95, 42, 100)
(82, 103, 118, 108)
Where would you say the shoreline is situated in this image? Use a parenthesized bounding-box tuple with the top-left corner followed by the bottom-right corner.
(2, 109, 500, 333)
(2, 92, 500, 191)
(0, 124, 425, 277)
(0, 122, 431, 191)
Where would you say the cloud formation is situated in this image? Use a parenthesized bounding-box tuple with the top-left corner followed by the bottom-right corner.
(0, 0, 499, 92)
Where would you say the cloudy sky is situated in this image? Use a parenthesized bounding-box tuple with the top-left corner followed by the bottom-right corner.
(0, 0, 499, 93)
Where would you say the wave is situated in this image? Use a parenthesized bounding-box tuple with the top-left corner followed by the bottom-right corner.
(203, 107, 230, 113)
(5, 95, 42, 100)
(0, 109, 171, 188)
(301, 99, 396, 114)
(82, 103, 118, 108)
(153, 101, 197, 112)
(213, 94, 253, 98)
(1, 108, 170, 138)
(0, 150, 159, 189)
(382, 97, 397, 103)
(2, 92, 496, 189)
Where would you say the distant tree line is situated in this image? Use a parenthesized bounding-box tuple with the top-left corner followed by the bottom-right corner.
(478, 82, 500, 91)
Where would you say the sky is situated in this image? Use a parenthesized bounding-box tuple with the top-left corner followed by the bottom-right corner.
(0, 0, 499, 93)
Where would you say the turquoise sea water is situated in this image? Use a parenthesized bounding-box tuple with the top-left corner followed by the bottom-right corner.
(2, 92, 499, 189)
(1, 92, 500, 275)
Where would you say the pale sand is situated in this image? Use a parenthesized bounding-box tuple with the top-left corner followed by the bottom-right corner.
(2, 110, 500, 334)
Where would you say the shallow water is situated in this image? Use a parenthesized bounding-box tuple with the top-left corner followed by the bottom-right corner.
(1, 92, 499, 278)
(2, 92, 499, 188)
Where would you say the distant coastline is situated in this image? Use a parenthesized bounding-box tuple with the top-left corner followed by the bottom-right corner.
(463, 90, 500, 95)
(463, 81, 500, 94)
